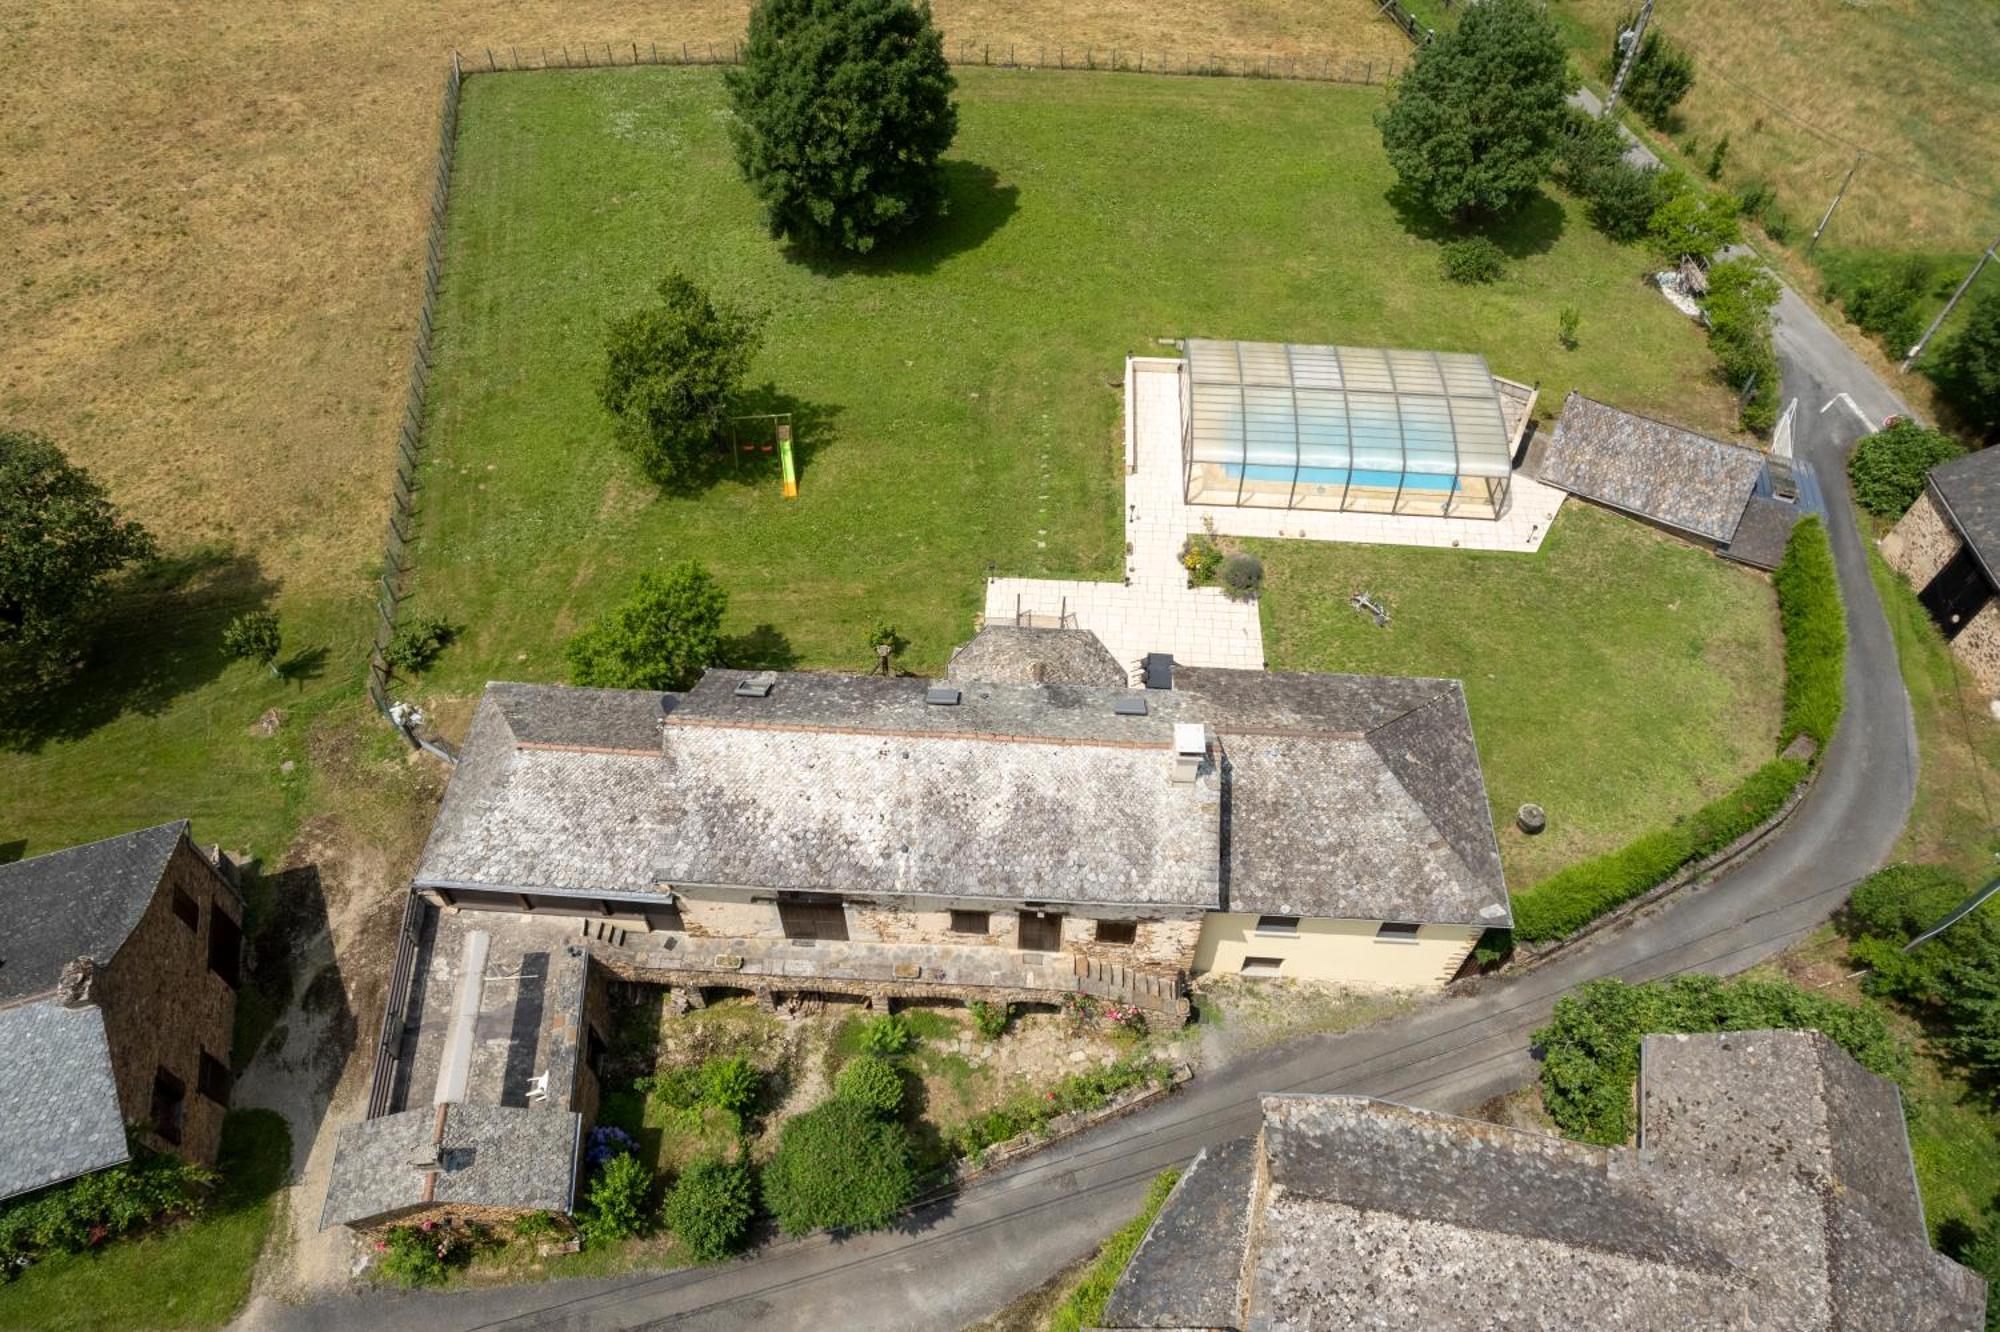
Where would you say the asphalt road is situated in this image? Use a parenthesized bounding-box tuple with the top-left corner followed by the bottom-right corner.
(261, 283, 1918, 1332)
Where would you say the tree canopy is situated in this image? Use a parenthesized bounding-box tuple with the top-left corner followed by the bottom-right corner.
(1608, 20, 1695, 129)
(1939, 290, 2000, 441)
(599, 273, 763, 489)
(727, 0, 959, 254)
(565, 560, 728, 691)
(1377, 0, 1574, 222)
(1846, 419, 1965, 518)
(761, 1097, 917, 1235)
(0, 429, 157, 692)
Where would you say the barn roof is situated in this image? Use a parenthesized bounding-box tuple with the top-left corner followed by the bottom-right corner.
(0, 1000, 130, 1202)
(1929, 446, 2000, 584)
(945, 625, 1128, 687)
(1537, 392, 1766, 543)
(0, 822, 188, 1001)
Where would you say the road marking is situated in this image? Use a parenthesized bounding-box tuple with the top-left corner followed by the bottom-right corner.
(1819, 393, 1876, 432)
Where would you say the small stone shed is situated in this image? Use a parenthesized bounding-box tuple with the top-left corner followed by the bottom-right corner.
(1882, 445, 2000, 691)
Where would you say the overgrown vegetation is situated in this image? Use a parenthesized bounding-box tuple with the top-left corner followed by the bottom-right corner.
(0, 1149, 216, 1277)
(1773, 516, 1846, 748)
(1844, 864, 2000, 1084)
(1533, 974, 1899, 1144)
(565, 559, 728, 691)
(1047, 1169, 1180, 1332)
(1821, 252, 1948, 364)
(1936, 290, 2000, 441)
(599, 271, 764, 489)
(381, 611, 455, 676)
(835, 1052, 907, 1116)
(1847, 420, 1965, 519)
(661, 1156, 757, 1262)
(762, 1098, 918, 1236)
(943, 1056, 1174, 1161)
(374, 1221, 473, 1289)
(1700, 257, 1781, 432)
(968, 1000, 1012, 1040)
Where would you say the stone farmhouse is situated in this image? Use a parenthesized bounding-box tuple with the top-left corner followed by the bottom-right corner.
(0, 822, 244, 1202)
(1100, 1029, 1986, 1329)
(1883, 444, 2000, 692)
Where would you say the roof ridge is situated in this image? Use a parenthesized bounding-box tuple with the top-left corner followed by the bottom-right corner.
(1561, 392, 1762, 458)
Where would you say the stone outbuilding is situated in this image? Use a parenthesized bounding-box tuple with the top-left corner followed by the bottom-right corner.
(0, 822, 244, 1201)
(1882, 445, 2000, 692)
(1101, 1030, 1986, 1329)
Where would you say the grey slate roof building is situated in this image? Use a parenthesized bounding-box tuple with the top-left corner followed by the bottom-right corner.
(1720, 492, 1805, 570)
(0, 820, 186, 1002)
(1536, 391, 1771, 545)
(0, 1000, 129, 1199)
(319, 1103, 580, 1230)
(944, 624, 1128, 687)
(1102, 1030, 1986, 1330)
(417, 664, 1508, 928)
(1928, 445, 2000, 584)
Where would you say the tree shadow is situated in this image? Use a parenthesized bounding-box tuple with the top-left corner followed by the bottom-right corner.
(279, 644, 330, 686)
(1386, 182, 1569, 260)
(0, 840, 23, 865)
(719, 624, 799, 671)
(789, 160, 1021, 278)
(718, 383, 844, 488)
(0, 544, 279, 754)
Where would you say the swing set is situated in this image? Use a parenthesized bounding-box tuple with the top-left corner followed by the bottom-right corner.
(722, 412, 799, 499)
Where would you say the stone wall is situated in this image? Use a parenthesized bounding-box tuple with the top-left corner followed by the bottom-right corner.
(96, 836, 242, 1165)
(1882, 489, 1961, 586)
(1952, 601, 2000, 693)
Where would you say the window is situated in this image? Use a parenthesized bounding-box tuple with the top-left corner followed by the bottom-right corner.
(949, 910, 990, 936)
(777, 893, 849, 942)
(1376, 922, 1423, 943)
(1239, 956, 1284, 977)
(197, 1050, 231, 1105)
(586, 1026, 608, 1081)
(1094, 919, 1137, 946)
(171, 886, 199, 932)
(151, 1069, 186, 1144)
(207, 908, 242, 989)
(1254, 915, 1300, 937)
(1017, 910, 1064, 953)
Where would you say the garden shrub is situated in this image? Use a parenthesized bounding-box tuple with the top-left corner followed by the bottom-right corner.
(968, 1000, 1012, 1040)
(581, 1152, 656, 1244)
(1219, 554, 1263, 601)
(1773, 516, 1845, 748)
(835, 1053, 906, 1116)
(1551, 105, 1624, 194)
(699, 1055, 762, 1120)
(662, 1157, 756, 1262)
(1179, 534, 1222, 585)
(762, 1099, 917, 1236)
(1439, 236, 1506, 285)
(1509, 757, 1807, 942)
(221, 609, 282, 677)
(1532, 974, 1899, 1144)
(636, 1067, 704, 1112)
(1847, 420, 1964, 518)
(1047, 1169, 1181, 1332)
(382, 612, 454, 675)
(857, 1012, 915, 1058)
(0, 1148, 216, 1274)
(375, 1222, 459, 1288)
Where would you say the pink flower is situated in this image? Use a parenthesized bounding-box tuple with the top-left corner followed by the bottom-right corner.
(374, 1240, 388, 1252)
(420, 1220, 435, 1232)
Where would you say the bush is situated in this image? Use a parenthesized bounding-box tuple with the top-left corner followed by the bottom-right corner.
(565, 559, 728, 691)
(1607, 19, 1695, 129)
(699, 1055, 762, 1119)
(726, 0, 958, 254)
(1847, 420, 1965, 518)
(0, 1148, 216, 1273)
(1219, 554, 1263, 601)
(1551, 105, 1625, 194)
(375, 1222, 460, 1288)
(221, 610, 282, 677)
(968, 1000, 1012, 1040)
(1647, 179, 1740, 261)
(1841, 863, 2000, 1084)
(1773, 516, 1845, 748)
(599, 271, 763, 488)
(581, 1152, 656, 1244)
(1439, 236, 1506, 285)
(1935, 289, 2000, 441)
(762, 1099, 917, 1235)
(1180, 534, 1222, 584)
(1533, 974, 1899, 1144)
(1824, 253, 1942, 358)
(661, 1157, 756, 1262)
(511, 1211, 564, 1243)
(382, 612, 453, 675)
(1047, 1169, 1181, 1332)
(1376, 0, 1573, 221)
(1509, 757, 1807, 942)
(1733, 179, 1794, 244)
(857, 1012, 915, 1058)
(835, 1053, 906, 1116)
(1583, 159, 1668, 244)
(1701, 258, 1781, 432)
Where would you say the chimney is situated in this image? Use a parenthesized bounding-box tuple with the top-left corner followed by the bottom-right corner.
(1170, 723, 1207, 784)
(55, 956, 97, 1008)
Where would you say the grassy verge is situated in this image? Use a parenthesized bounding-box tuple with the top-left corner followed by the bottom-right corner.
(1047, 1169, 1181, 1332)
(411, 65, 1737, 692)
(0, 1110, 290, 1332)
(1255, 503, 1782, 886)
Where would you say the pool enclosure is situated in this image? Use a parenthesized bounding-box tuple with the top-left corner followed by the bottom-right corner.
(1181, 339, 1522, 519)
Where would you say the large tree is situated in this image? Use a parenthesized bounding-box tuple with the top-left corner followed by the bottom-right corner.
(565, 560, 728, 691)
(726, 0, 958, 254)
(1940, 290, 2000, 441)
(1377, 0, 1574, 222)
(598, 272, 762, 488)
(0, 429, 156, 689)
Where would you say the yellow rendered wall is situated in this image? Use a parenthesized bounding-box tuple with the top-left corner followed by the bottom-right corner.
(1193, 914, 1480, 990)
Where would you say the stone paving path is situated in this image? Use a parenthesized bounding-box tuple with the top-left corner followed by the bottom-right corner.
(984, 357, 1564, 677)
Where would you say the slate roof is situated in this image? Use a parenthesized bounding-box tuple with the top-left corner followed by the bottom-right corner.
(418, 668, 1508, 925)
(1102, 1031, 1987, 1330)
(0, 821, 186, 1002)
(1929, 446, 2000, 584)
(1537, 391, 1767, 543)
(945, 625, 1128, 687)
(0, 999, 130, 1201)
(1721, 492, 1805, 570)
(319, 1103, 580, 1229)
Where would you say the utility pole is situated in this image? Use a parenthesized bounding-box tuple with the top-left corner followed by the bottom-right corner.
(1806, 151, 1865, 258)
(1903, 229, 2000, 372)
(1604, 0, 1655, 117)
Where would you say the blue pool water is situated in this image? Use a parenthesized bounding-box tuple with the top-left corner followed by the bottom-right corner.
(1224, 465, 1457, 492)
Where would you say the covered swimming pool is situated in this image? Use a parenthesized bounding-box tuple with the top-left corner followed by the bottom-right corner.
(1180, 339, 1529, 519)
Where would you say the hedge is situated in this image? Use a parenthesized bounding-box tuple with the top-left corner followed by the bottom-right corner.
(1509, 757, 1807, 942)
(1773, 515, 1845, 749)
(1048, 1169, 1181, 1332)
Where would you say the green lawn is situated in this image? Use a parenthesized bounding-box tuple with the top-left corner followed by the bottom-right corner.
(0, 1110, 290, 1332)
(1254, 503, 1783, 886)
(409, 65, 1734, 687)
